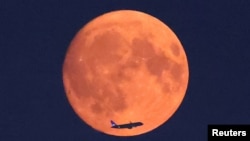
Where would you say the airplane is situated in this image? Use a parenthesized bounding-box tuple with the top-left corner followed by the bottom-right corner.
(110, 120, 143, 129)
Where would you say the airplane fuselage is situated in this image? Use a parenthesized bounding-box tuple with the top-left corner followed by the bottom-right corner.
(111, 121, 143, 129)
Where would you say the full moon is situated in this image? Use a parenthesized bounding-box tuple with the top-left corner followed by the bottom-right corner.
(63, 10, 189, 136)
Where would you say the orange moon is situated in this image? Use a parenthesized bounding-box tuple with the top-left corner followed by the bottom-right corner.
(62, 10, 189, 136)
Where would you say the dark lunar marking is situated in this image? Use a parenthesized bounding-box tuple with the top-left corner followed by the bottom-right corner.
(170, 43, 180, 56)
(87, 30, 123, 65)
(67, 90, 71, 95)
(162, 84, 170, 94)
(170, 63, 183, 82)
(91, 102, 103, 114)
(65, 61, 93, 99)
(131, 38, 156, 59)
(124, 58, 141, 69)
(146, 54, 171, 77)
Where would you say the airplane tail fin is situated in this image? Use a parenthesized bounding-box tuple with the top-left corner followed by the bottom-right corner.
(110, 120, 117, 127)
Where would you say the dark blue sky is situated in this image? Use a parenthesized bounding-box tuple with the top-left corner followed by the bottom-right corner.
(1, 0, 250, 140)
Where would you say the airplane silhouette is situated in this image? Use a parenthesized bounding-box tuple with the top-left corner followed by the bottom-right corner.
(110, 120, 143, 129)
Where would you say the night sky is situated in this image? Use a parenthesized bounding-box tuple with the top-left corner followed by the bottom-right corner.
(1, 0, 250, 140)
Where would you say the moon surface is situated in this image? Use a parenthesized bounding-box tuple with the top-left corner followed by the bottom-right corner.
(63, 10, 189, 136)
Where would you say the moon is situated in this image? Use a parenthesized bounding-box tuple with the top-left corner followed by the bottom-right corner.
(62, 10, 189, 136)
